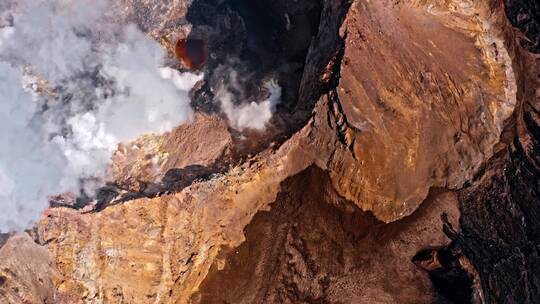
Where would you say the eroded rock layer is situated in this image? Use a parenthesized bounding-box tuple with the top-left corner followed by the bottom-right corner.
(192, 167, 460, 304)
(326, 0, 517, 222)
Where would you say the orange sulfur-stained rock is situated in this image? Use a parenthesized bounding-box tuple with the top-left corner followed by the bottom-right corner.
(321, 0, 517, 222)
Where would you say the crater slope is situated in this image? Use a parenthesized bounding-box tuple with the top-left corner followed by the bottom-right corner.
(1, 0, 538, 303)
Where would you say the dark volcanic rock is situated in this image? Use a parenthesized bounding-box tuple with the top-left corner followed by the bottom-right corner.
(456, 148, 540, 303)
(443, 0, 540, 302)
(505, 0, 540, 53)
(453, 113, 540, 303)
(0, 233, 9, 249)
(413, 244, 478, 304)
(187, 0, 325, 111)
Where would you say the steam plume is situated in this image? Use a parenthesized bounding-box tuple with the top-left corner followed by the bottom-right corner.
(215, 69, 282, 131)
(0, 0, 200, 232)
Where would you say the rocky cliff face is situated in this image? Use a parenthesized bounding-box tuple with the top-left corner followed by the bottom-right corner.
(1, 0, 539, 303)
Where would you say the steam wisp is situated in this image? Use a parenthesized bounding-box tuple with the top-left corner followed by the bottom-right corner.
(0, 0, 200, 232)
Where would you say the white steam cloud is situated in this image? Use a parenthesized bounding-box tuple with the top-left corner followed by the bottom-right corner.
(216, 70, 282, 131)
(0, 0, 201, 232)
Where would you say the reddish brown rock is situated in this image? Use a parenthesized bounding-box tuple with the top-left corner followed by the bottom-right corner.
(36, 0, 522, 301)
(0, 234, 67, 304)
(2, 0, 538, 303)
(110, 113, 233, 191)
(323, 0, 517, 222)
(192, 168, 461, 304)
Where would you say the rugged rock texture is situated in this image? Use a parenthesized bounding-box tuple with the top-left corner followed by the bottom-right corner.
(0, 235, 62, 303)
(326, 0, 517, 222)
(450, 7, 540, 301)
(192, 168, 461, 304)
(2, 0, 539, 303)
(39, 118, 321, 303)
(110, 113, 233, 192)
(504, 0, 540, 53)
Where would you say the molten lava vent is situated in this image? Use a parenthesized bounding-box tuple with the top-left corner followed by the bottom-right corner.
(175, 38, 207, 70)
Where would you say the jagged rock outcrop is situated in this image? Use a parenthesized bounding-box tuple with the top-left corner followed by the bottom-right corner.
(451, 5, 540, 301)
(1, 0, 538, 303)
(110, 113, 233, 192)
(325, 0, 517, 221)
(192, 168, 461, 303)
(0, 235, 63, 303)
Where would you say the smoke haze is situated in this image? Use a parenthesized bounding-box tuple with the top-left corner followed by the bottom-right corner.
(0, 0, 200, 232)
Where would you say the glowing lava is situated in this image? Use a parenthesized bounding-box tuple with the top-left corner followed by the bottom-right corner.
(175, 38, 207, 70)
